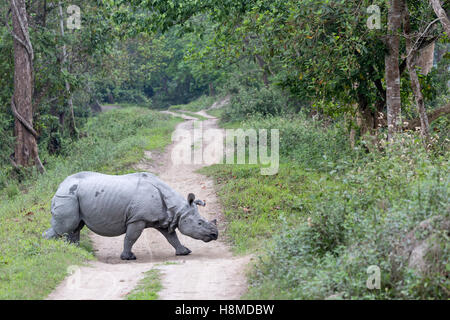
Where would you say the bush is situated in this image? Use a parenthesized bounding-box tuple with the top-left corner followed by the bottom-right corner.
(204, 111, 449, 299)
(168, 95, 216, 112)
(242, 114, 356, 170)
(244, 135, 449, 299)
(0, 110, 14, 167)
(113, 88, 151, 106)
(222, 87, 295, 122)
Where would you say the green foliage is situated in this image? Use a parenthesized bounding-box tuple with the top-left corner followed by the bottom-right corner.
(0, 109, 14, 168)
(243, 114, 355, 170)
(203, 114, 449, 299)
(0, 107, 180, 299)
(0, 0, 448, 301)
(221, 87, 297, 122)
(115, 0, 449, 130)
(126, 269, 162, 300)
(168, 95, 215, 112)
(94, 24, 222, 108)
(244, 143, 449, 299)
(113, 88, 151, 106)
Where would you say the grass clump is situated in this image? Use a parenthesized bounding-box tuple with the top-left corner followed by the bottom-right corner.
(126, 269, 162, 300)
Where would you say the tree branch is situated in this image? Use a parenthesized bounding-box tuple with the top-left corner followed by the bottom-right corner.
(406, 103, 450, 130)
(10, 0, 34, 61)
(430, 0, 450, 35)
(10, 96, 39, 139)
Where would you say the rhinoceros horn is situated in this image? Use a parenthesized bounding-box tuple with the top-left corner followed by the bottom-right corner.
(194, 199, 206, 206)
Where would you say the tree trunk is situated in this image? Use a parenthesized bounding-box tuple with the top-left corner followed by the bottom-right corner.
(209, 83, 216, 97)
(162, 76, 169, 94)
(404, 5, 430, 141)
(255, 54, 270, 88)
(357, 92, 375, 136)
(10, 0, 45, 173)
(385, 0, 404, 141)
(430, 0, 450, 35)
(58, 1, 77, 137)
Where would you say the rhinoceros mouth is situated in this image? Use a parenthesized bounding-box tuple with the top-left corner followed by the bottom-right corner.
(203, 232, 218, 242)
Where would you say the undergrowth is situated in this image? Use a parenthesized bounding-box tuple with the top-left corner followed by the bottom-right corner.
(202, 113, 449, 299)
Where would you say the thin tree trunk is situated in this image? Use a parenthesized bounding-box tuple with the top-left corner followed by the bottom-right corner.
(430, 0, 450, 35)
(58, 1, 77, 137)
(10, 0, 45, 173)
(255, 54, 270, 88)
(385, 0, 404, 141)
(404, 5, 430, 142)
(209, 83, 215, 97)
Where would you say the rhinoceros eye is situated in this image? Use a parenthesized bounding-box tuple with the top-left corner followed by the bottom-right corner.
(198, 222, 202, 225)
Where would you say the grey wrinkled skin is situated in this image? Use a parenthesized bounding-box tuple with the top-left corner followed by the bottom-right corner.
(42, 171, 218, 260)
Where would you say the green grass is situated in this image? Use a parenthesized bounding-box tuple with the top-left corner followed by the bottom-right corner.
(167, 110, 209, 121)
(126, 269, 162, 300)
(0, 107, 182, 299)
(168, 95, 216, 112)
(199, 163, 333, 254)
(206, 108, 224, 119)
(179, 110, 209, 121)
(201, 113, 449, 299)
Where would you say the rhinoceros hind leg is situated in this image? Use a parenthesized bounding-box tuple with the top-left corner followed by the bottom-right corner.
(65, 220, 85, 245)
(121, 221, 145, 260)
(157, 228, 191, 256)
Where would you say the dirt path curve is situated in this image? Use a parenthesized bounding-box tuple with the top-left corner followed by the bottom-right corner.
(47, 110, 250, 300)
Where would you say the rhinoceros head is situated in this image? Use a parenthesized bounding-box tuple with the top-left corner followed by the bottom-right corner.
(177, 193, 218, 242)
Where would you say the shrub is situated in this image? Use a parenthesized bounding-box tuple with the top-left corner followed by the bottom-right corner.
(113, 88, 151, 106)
(168, 95, 216, 112)
(0, 111, 14, 168)
(245, 134, 449, 299)
(222, 87, 295, 122)
(241, 114, 356, 170)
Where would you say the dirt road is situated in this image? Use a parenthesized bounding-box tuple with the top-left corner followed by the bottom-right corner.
(47, 110, 250, 300)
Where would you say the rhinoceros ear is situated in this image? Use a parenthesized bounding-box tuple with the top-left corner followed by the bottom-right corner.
(187, 193, 195, 206)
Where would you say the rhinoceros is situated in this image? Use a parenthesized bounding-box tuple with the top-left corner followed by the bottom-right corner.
(43, 171, 218, 260)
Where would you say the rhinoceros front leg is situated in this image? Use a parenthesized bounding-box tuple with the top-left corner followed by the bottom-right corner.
(121, 221, 146, 260)
(157, 228, 191, 256)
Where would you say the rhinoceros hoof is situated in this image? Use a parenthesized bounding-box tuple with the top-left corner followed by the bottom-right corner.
(120, 252, 137, 260)
(176, 247, 192, 256)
